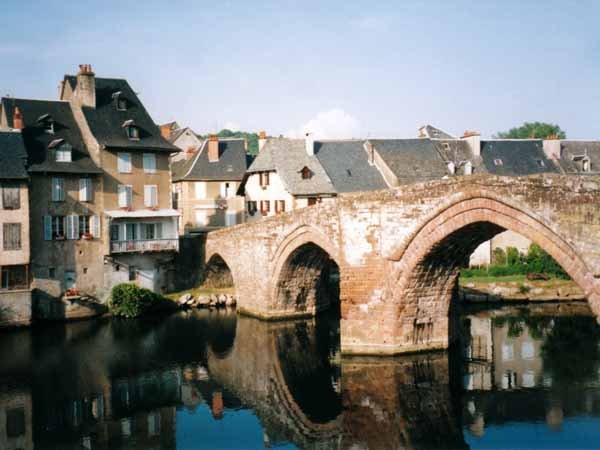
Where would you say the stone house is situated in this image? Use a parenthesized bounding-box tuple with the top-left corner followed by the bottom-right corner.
(0, 130, 31, 327)
(170, 134, 250, 233)
(0, 65, 180, 312)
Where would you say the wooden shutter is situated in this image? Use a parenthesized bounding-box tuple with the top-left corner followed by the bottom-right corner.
(79, 178, 92, 202)
(279, 200, 285, 212)
(2, 183, 20, 209)
(66, 215, 79, 240)
(91, 216, 101, 238)
(44, 216, 52, 240)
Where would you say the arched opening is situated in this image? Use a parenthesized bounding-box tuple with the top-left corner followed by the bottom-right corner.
(389, 197, 592, 352)
(203, 254, 234, 289)
(275, 242, 340, 316)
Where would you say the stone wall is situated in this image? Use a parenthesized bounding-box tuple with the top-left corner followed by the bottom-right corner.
(0, 290, 32, 328)
(206, 174, 600, 355)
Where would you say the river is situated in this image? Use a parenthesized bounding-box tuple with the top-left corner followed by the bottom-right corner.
(0, 302, 599, 449)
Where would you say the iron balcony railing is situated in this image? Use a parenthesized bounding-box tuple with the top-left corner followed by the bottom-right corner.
(110, 238, 179, 254)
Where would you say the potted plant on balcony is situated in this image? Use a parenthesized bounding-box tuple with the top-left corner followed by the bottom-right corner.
(82, 232, 93, 240)
(65, 288, 80, 298)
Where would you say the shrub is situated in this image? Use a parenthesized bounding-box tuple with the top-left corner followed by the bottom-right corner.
(108, 283, 166, 318)
(506, 247, 521, 266)
(492, 247, 507, 266)
(518, 284, 531, 294)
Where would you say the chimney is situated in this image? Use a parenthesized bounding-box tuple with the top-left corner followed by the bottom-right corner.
(208, 134, 219, 162)
(243, 137, 248, 151)
(305, 132, 314, 156)
(75, 64, 96, 108)
(461, 130, 480, 157)
(364, 141, 375, 165)
(543, 136, 561, 160)
(258, 130, 267, 152)
(12, 107, 23, 130)
(160, 124, 171, 139)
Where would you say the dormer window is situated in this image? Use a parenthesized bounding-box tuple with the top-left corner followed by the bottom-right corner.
(573, 155, 591, 172)
(49, 139, 72, 162)
(443, 142, 451, 151)
(122, 120, 139, 140)
(536, 159, 546, 168)
(113, 91, 127, 111)
(37, 114, 54, 134)
(446, 161, 456, 174)
(493, 159, 503, 166)
(463, 161, 473, 175)
(300, 166, 313, 179)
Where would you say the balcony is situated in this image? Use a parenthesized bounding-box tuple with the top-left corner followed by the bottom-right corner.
(110, 239, 179, 254)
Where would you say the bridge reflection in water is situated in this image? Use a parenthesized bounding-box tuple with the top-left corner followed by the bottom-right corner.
(0, 303, 599, 449)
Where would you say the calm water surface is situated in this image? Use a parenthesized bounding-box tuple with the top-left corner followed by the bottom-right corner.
(1, 303, 600, 449)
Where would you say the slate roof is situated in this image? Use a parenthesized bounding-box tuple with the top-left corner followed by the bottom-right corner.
(0, 130, 28, 179)
(172, 138, 250, 182)
(369, 138, 449, 184)
(558, 141, 600, 174)
(248, 138, 336, 195)
(479, 140, 559, 176)
(65, 75, 178, 153)
(1, 97, 102, 174)
(313, 140, 387, 192)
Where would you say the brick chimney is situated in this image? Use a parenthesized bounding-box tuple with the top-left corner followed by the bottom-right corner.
(543, 135, 561, 160)
(75, 64, 96, 108)
(305, 132, 314, 156)
(461, 130, 480, 157)
(160, 124, 171, 139)
(12, 107, 23, 130)
(258, 130, 267, 152)
(208, 134, 219, 162)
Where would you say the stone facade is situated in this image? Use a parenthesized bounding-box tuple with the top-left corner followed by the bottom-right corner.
(206, 174, 600, 355)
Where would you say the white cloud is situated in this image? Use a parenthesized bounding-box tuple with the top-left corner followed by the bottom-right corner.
(287, 109, 362, 139)
(223, 121, 240, 132)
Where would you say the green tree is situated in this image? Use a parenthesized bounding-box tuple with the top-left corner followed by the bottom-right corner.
(199, 129, 261, 155)
(492, 247, 507, 266)
(506, 246, 520, 266)
(525, 243, 569, 278)
(494, 122, 566, 139)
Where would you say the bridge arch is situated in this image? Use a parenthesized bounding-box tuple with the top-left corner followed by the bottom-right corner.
(386, 193, 597, 351)
(204, 252, 236, 290)
(270, 226, 341, 317)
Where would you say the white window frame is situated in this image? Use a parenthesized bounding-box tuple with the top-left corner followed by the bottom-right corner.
(118, 185, 132, 208)
(195, 182, 206, 199)
(143, 153, 156, 173)
(117, 152, 132, 173)
(79, 178, 92, 202)
(144, 185, 158, 208)
(195, 211, 208, 226)
(55, 144, 72, 162)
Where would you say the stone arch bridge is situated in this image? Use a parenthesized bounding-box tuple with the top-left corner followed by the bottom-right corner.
(205, 174, 600, 355)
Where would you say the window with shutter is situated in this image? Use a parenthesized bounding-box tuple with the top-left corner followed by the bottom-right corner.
(66, 215, 79, 240)
(117, 153, 132, 173)
(144, 185, 158, 207)
(2, 183, 20, 209)
(51, 178, 65, 202)
(91, 216, 101, 238)
(3, 223, 21, 250)
(260, 200, 270, 216)
(78, 215, 91, 238)
(79, 178, 92, 202)
(247, 201, 257, 216)
(52, 216, 65, 239)
(118, 185, 132, 208)
(143, 153, 156, 173)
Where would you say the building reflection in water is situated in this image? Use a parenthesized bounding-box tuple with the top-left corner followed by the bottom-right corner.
(0, 302, 599, 449)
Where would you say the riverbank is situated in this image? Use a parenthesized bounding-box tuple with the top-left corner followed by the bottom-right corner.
(459, 275, 584, 302)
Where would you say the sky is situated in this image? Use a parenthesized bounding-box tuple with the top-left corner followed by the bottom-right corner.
(1, 0, 600, 139)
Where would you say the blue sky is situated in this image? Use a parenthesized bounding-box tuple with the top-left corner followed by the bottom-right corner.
(1, 0, 599, 139)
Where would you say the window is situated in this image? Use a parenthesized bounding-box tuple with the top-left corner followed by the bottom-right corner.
(117, 153, 132, 173)
(221, 182, 234, 199)
(307, 197, 318, 206)
(259, 172, 270, 187)
(502, 343, 514, 362)
(5, 408, 25, 438)
(172, 191, 179, 209)
(195, 211, 208, 226)
(260, 200, 270, 216)
(443, 142, 451, 151)
(118, 185, 132, 208)
(143, 153, 156, 173)
(144, 185, 158, 207)
(128, 126, 140, 140)
(55, 144, 72, 162)
(129, 266, 137, 282)
(51, 216, 65, 239)
(275, 200, 285, 214)
(117, 98, 127, 111)
(300, 166, 312, 179)
(147, 411, 161, 437)
(2, 182, 20, 209)
(536, 159, 546, 168)
(48, 267, 56, 279)
(66, 215, 79, 240)
(521, 341, 535, 360)
(225, 212, 236, 226)
(247, 201, 257, 216)
(51, 177, 65, 201)
(79, 215, 91, 238)
(3, 223, 21, 250)
(446, 161, 456, 175)
(64, 271, 76, 290)
(195, 182, 206, 199)
(493, 159, 503, 166)
(43, 120, 54, 134)
(464, 161, 473, 175)
(125, 223, 137, 241)
(79, 178, 92, 202)
(142, 223, 162, 239)
(1, 265, 28, 290)
(110, 224, 120, 241)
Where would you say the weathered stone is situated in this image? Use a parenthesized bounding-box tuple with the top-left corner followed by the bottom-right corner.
(197, 296, 210, 307)
(205, 174, 600, 356)
(178, 293, 192, 305)
(226, 295, 237, 307)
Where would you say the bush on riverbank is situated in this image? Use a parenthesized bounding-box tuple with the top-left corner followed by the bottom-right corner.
(462, 243, 570, 279)
(109, 283, 173, 318)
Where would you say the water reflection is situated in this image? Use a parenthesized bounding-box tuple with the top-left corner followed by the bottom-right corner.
(0, 303, 599, 449)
